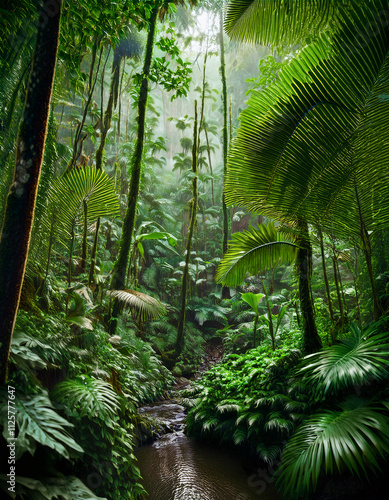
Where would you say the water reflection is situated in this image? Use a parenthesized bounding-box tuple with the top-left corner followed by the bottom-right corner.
(135, 402, 282, 500)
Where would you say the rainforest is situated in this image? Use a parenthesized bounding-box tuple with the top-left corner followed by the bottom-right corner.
(1, 1, 389, 499)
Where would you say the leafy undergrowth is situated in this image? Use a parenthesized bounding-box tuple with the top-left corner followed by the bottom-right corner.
(0, 311, 176, 499)
(184, 324, 389, 499)
(184, 339, 305, 464)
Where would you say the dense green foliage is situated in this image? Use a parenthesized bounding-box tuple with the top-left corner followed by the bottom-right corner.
(185, 323, 389, 497)
(1, 0, 389, 498)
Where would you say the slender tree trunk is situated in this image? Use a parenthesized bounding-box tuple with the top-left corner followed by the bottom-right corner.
(318, 228, 335, 328)
(80, 200, 88, 272)
(352, 247, 362, 326)
(89, 51, 122, 285)
(175, 102, 198, 356)
(253, 313, 258, 348)
(198, 51, 207, 151)
(95, 50, 122, 171)
(204, 126, 215, 206)
(220, 11, 230, 300)
(354, 183, 380, 319)
(336, 257, 348, 315)
(68, 41, 102, 172)
(117, 61, 126, 139)
(0, 0, 62, 384)
(262, 279, 275, 350)
(66, 222, 76, 314)
(109, 5, 159, 334)
(40, 214, 56, 293)
(295, 219, 322, 353)
(332, 252, 345, 332)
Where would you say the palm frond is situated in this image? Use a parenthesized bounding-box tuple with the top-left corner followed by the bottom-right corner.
(300, 324, 389, 395)
(107, 289, 166, 322)
(49, 166, 120, 239)
(277, 398, 389, 497)
(225, 0, 338, 48)
(255, 442, 283, 464)
(233, 426, 247, 445)
(225, 1, 389, 240)
(216, 223, 299, 287)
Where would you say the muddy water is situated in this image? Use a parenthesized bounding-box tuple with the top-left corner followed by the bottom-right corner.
(135, 399, 282, 500)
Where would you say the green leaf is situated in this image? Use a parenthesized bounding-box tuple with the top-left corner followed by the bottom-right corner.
(107, 289, 166, 322)
(241, 292, 265, 313)
(48, 166, 119, 240)
(0, 475, 107, 500)
(216, 223, 299, 286)
(51, 375, 119, 421)
(277, 398, 389, 497)
(0, 390, 83, 460)
(225, 0, 339, 48)
(300, 324, 389, 395)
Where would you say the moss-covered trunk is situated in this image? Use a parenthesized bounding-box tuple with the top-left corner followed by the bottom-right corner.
(295, 219, 322, 354)
(109, 6, 159, 334)
(220, 11, 230, 300)
(89, 51, 122, 285)
(0, 1, 62, 384)
(175, 102, 198, 356)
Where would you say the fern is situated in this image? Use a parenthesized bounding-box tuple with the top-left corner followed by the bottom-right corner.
(233, 426, 247, 445)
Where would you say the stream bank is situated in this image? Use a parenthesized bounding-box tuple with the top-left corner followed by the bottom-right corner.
(134, 339, 282, 499)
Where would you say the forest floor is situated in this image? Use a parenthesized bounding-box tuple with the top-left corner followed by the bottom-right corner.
(193, 337, 224, 378)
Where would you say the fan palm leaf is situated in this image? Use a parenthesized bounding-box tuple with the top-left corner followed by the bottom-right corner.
(300, 324, 389, 395)
(216, 223, 299, 287)
(225, 1, 389, 241)
(48, 166, 120, 240)
(107, 289, 166, 322)
(225, 0, 340, 48)
(277, 398, 389, 497)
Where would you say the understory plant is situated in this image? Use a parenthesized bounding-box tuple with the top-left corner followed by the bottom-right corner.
(185, 323, 389, 498)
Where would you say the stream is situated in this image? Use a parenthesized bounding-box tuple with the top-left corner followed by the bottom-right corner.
(134, 394, 282, 500)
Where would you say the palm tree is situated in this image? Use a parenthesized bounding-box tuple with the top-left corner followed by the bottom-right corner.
(0, 1, 62, 384)
(277, 324, 389, 497)
(223, 0, 389, 324)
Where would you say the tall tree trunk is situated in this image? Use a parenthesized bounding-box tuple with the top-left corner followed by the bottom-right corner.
(220, 11, 230, 300)
(80, 200, 88, 272)
(109, 5, 159, 334)
(318, 228, 335, 328)
(0, 1, 62, 384)
(204, 126, 215, 206)
(67, 41, 102, 172)
(198, 51, 207, 152)
(175, 102, 198, 356)
(89, 50, 122, 285)
(295, 219, 322, 354)
(95, 50, 122, 171)
(354, 183, 381, 319)
(262, 279, 275, 350)
(332, 251, 345, 332)
(352, 247, 362, 326)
